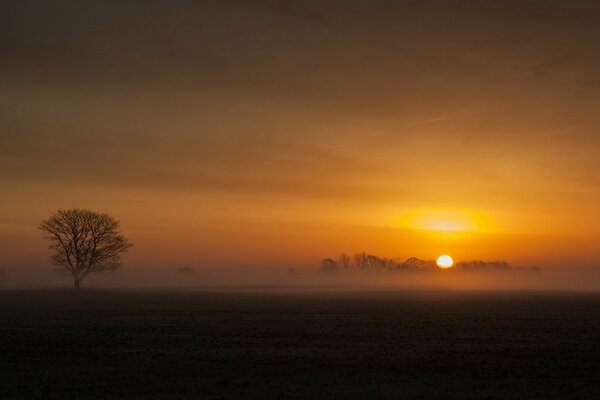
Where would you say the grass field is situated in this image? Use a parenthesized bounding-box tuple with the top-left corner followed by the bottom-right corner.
(1, 290, 599, 399)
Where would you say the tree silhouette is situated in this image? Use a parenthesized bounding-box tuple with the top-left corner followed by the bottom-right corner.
(319, 258, 339, 273)
(318, 252, 518, 275)
(403, 257, 426, 270)
(354, 252, 369, 272)
(39, 209, 133, 289)
(455, 260, 512, 271)
(338, 253, 351, 272)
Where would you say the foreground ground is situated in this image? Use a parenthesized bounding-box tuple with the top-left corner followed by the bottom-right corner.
(1, 290, 599, 399)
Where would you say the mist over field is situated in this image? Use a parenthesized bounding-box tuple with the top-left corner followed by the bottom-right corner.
(2, 263, 600, 292)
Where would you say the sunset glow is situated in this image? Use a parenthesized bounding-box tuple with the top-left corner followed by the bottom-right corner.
(396, 208, 493, 233)
(436, 255, 454, 269)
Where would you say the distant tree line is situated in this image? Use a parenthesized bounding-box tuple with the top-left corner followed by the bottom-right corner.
(454, 260, 511, 271)
(318, 253, 533, 273)
(319, 252, 437, 273)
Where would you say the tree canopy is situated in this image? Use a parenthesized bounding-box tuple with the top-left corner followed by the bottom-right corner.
(39, 209, 133, 289)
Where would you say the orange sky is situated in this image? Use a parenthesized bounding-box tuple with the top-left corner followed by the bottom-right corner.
(2, 1, 600, 277)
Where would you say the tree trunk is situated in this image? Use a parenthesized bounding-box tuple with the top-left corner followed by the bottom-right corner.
(74, 277, 81, 290)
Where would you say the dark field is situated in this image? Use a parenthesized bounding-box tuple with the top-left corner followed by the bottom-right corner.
(1, 291, 600, 399)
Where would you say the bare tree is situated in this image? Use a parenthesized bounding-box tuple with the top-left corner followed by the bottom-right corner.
(338, 253, 352, 272)
(39, 209, 133, 289)
(403, 257, 425, 270)
(365, 254, 387, 272)
(319, 258, 339, 273)
(455, 260, 512, 271)
(354, 252, 369, 272)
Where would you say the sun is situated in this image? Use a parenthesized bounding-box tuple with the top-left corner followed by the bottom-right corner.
(436, 255, 454, 269)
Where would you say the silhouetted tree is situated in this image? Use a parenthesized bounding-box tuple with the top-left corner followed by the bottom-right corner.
(455, 260, 512, 271)
(354, 252, 369, 272)
(364, 254, 384, 271)
(346, 253, 396, 272)
(395, 257, 437, 271)
(393, 260, 411, 271)
(39, 209, 133, 289)
(338, 253, 352, 272)
(403, 257, 426, 270)
(382, 257, 398, 270)
(319, 258, 339, 273)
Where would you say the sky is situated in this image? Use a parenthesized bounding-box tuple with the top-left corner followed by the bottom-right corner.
(3, 1, 600, 283)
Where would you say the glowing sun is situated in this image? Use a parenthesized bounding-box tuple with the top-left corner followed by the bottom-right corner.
(436, 255, 454, 269)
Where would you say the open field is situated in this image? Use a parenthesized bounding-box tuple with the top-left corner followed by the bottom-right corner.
(1, 290, 599, 399)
